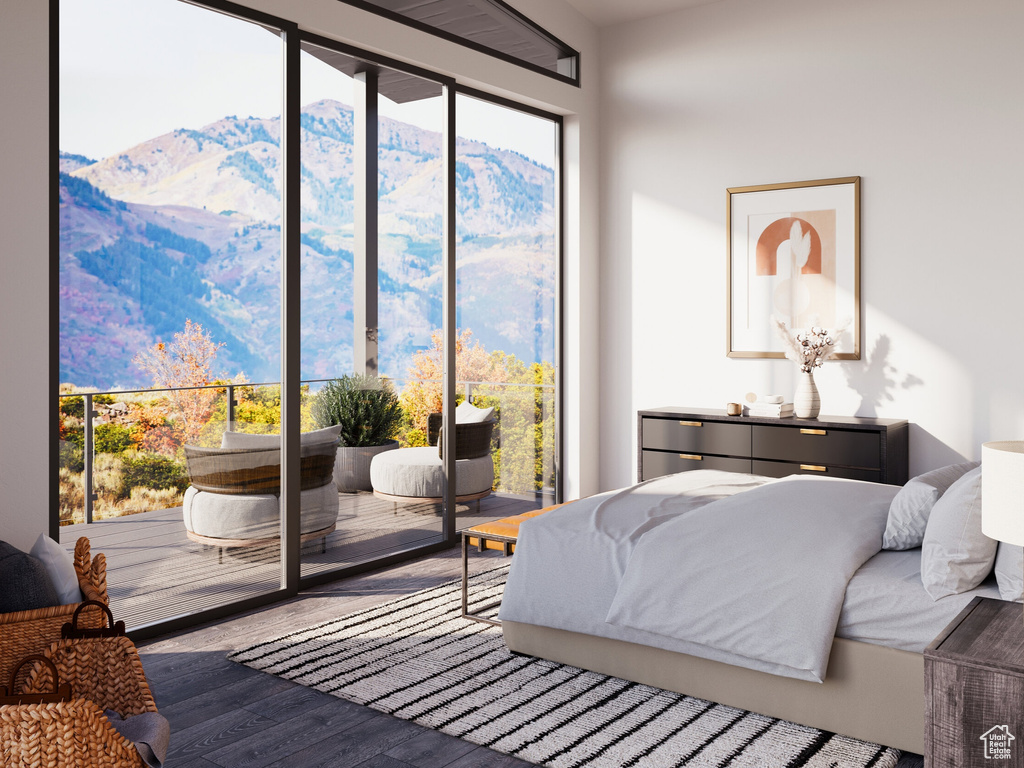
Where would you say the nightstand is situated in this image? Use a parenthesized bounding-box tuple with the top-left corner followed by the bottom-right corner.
(925, 597, 1024, 767)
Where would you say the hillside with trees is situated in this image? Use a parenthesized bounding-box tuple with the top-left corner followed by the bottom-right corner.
(60, 99, 556, 389)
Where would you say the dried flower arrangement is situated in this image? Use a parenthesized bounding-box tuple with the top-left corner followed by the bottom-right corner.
(772, 316, 850, 373)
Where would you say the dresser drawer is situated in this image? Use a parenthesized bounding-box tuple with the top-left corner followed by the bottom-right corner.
(642, 417, 750, 457)
(751, 459, 881, 483)
(642, 450, 751, 480)
(752, 425, 880, 469)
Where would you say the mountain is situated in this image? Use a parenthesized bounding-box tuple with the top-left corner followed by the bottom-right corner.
(59, 151, 97, 173)
(61, 100, 555, 390)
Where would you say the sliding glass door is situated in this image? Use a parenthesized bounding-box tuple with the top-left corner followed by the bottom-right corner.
(57, 0, 286, 630)
(297, 40, 452, 578)
(452, 92, 560, 527)
(56, 0, 560, 632)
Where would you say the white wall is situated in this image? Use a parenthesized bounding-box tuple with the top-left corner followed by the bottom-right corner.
(0, 1, 50, 550)
(0, 0, 600, 548)
(598, 0, 1024, 490)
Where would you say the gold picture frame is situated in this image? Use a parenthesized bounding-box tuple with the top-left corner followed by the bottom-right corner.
(727, 176, 860, 359)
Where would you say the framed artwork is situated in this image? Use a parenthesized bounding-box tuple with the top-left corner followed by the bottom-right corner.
(727, 176, 860, 359)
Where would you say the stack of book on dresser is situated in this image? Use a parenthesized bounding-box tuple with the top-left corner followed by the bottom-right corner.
(746, 395, 794, 418)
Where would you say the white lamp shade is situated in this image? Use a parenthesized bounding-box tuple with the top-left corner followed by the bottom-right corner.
(982, 441, 1024, 546)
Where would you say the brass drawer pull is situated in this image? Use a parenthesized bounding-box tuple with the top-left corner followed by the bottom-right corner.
(800, 428, 827, 436)
(679, 421, 703, 427)
(800, 464, 828, 472)
(679, 454, 703, 461)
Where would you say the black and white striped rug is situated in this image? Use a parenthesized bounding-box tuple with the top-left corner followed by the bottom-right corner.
(230, 566, 902, 768)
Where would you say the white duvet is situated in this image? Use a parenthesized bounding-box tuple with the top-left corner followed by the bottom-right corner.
(500, 470, 900, 683)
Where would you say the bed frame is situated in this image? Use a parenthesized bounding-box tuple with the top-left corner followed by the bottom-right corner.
(503, 621, 924, 754)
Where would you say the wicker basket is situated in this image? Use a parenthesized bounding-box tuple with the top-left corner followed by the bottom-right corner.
(0, 699, 145, 767)
(0, 538, 109, 686)
(1, 635, 156, 768)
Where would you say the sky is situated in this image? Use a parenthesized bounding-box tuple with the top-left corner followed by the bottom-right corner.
(59, 0, 555, 167)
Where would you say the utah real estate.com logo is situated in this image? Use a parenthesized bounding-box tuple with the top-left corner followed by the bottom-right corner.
(980, 725, 1015, 760)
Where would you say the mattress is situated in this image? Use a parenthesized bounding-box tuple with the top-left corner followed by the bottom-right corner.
(838, 547, 1001, 651)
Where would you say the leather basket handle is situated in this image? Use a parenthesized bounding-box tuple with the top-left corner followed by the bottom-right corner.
(62, 599, 126, 639)
(0, 655, 73, 705)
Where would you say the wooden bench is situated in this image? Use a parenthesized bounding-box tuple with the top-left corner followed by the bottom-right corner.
(461, 504, 566, 625)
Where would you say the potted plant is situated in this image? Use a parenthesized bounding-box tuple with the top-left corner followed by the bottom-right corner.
(311, 374, 403, 493)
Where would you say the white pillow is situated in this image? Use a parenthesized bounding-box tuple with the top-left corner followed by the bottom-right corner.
(993, 543, 1023, 602)
(455, 401, 494, 424)
(883, 461, 979, 550)
(221, 425, 340, 449)
(300, 425, 342, 444)
(921, 466, 997, 600)
(29, 533, 81, 605)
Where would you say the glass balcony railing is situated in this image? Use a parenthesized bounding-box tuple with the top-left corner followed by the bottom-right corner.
(58, 377, 555, 526)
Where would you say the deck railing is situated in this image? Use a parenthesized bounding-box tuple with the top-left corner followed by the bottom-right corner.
(59, 376, 554, 525)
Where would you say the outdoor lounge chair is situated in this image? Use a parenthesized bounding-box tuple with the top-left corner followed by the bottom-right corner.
(370, 408, 495, 504)
(181, 437, 339, 551)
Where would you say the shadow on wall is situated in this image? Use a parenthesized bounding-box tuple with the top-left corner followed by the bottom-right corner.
(909, 424, 969, 470)
(844, 334, 923, 418)
(844, 333, 969, 472)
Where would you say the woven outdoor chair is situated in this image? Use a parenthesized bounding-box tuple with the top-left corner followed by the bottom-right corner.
(183, 442, 338, 495)
(427, 412, 495, 459)
(371, 414, 495, 505)
(0, 537, 108, 686)
(181, 439, 340, 552)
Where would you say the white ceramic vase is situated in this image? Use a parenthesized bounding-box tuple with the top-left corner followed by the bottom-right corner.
(794, 370, 821, 419)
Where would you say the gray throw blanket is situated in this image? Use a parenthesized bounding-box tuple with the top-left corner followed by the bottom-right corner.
(104, 709, 170, 768)
(605, 476, 897, 682)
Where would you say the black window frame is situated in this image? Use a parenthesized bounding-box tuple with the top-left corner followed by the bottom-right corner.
(50, 0, 564, 639)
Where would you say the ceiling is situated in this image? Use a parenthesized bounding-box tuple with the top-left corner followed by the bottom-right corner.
(343, 0, 578, 77)
(564, 0, 724, 28)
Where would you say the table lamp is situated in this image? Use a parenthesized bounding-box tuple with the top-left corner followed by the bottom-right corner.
(982, 440, 1024, 625)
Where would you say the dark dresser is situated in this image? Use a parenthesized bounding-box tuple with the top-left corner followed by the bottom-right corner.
(638, 407, 909, 485)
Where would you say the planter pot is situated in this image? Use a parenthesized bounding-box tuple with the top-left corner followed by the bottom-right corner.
(334, 440, 399, 493)
(794, 371, 821, 419)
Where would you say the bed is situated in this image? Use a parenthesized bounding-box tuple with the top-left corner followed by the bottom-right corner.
(499, 467, 1008, 754)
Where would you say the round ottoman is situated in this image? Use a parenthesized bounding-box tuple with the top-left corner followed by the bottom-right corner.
(182, 483, 337, 546)
(369, 447, 494, 502)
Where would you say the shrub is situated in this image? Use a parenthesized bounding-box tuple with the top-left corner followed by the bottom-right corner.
(118, 486, 183, 516)
(60, 396, 85, 420)
(91, 452, 129, 503)
(61, 393, 115, 419)
(58, 468, 85, 525)
(118, 452, 188, 499)
(94, 423, 136, 454)
(59, 439, 85, 473)
(62, 427, 85, 451)
(311, 374, 403, 447)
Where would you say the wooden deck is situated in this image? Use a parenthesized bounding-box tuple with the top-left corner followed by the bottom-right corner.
(60, 490, 548, 632)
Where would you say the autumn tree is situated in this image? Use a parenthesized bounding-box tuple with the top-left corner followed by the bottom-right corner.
(399, 328, 508, 433)
(133, 319, 236, 447)
(399, 329, 556, 495)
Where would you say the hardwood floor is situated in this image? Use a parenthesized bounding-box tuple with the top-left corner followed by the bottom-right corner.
(137, 545, 537, 767)
(62, 490, 547, 632)
(135, 543, 926, 768)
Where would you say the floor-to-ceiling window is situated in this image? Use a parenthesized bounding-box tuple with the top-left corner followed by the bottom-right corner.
(57, 0, 287, 630)
(297, 40, 451, 578)
(453, 92, 559, 518)
(55, 0, 562, 633)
